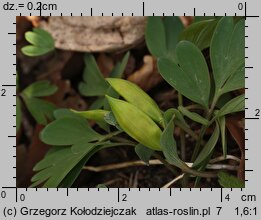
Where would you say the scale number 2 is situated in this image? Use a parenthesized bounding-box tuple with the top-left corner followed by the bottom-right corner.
(1, 89, 6, 96)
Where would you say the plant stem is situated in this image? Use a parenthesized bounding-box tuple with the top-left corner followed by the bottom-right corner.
(178, 93, 188, 187)
(153, 153, 179, 176)
(178, 93, 186, 162)
(190, 93, 220, 162)
(99, 130, 123, 142)
(175, 121, 203, 144)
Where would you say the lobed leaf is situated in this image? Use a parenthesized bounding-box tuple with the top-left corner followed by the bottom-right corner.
(31, 143, 99, 187)
(40, 117, 102, 146)
(210, 17, 245, 95)
(22, 80, 57, 97)
(23, 97, 56, 125)
(21, 45, 53, 57)
(158, 41, 210, 108)
(22, 28, 55, 56)
(79, 54, 109, 97)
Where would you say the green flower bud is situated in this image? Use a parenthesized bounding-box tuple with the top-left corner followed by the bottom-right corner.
(106, 95, 162, 151)
(106, 78, 164, 126)
(71, 109, 109, 122)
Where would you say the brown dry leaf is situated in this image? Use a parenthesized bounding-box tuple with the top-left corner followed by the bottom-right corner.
(26, 16, 41, 27)
(127, 55, 163, 91)
(18, 125, 50, 187)
(96, 53, 114, 77)
(40, 17, 146, 52)
(226, 113, 245, 181)
(180, 16, 193, 27)
(154, 90, 177, 110)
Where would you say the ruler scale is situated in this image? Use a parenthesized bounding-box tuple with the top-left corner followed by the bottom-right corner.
(0, 0, 260, 219)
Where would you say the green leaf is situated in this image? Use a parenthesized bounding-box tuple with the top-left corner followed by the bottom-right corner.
(89, 97, 105, 110)
(193, 16, 216, 23)
(135, 144, 154, 165)
(180, 19, 218, 50)
(79, 54, 109, 97)
(193, 122, 220, 167)
(31, 143, 99, 187)
(217, 116, 227, 158)
(110, 52, 130, 78)
(21, 45, 53, 57)
(25, 29, 54, 48)
(221, 63, 244, 94)
(178, 106, 209, 126)
(158, 41, 210, 108)
(218, 171, 245, 188)
(215, 94, 245, 118)
(16, 97, 22, 132)
(22, 28, 55, 56)
(40, 117, 102, 146)
(54, 142, 110, 188)
(22, 80, 57, 97)
(23, 97, 56, 125)
(97, 184, 107, 188)
(145, 17, 183, 60)
(160, 112, 188, 170)
(53, 108, 83, 120)
(58, 155, 89, 187)
(163, 17, 184, 60)
(145, 17, 167, 58)
(164, 108, 189, 129)
(210, 17, 245, 95)
(31, 141, 128, 187)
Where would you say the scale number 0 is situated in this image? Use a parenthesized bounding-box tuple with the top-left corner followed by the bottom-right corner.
(1, 191, 7, 199)
(238, 2, 244, 10)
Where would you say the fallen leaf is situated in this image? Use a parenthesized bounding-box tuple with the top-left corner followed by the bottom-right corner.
(226, 112, 245, 181)
(127, 55, 163, 91)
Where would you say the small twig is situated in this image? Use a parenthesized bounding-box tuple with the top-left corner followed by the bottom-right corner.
(185, 104, 204, 110)
(209, 155, 241, 164)
(83, 159, 238, 173)
(162, 174, 185, 188)
(83, 159, 162, 172)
